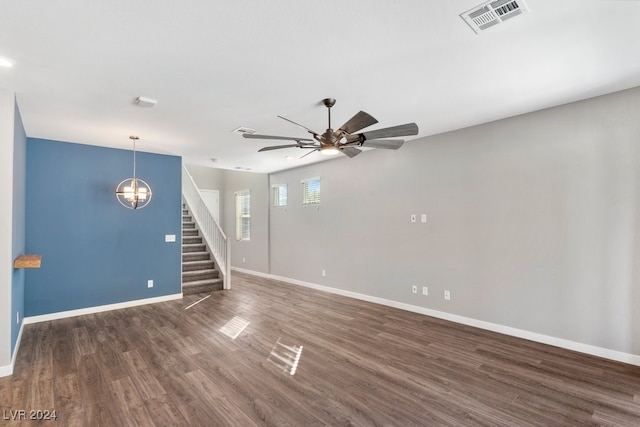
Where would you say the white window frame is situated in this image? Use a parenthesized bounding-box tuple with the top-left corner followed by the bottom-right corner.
(272, 184, 288, 207)
(301, 177, 320, 205)
(235, 189, 251, 241)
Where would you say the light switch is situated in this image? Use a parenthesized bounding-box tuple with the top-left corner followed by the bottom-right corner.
(421, 214, 427, 223)
(165, 234, 176, 242)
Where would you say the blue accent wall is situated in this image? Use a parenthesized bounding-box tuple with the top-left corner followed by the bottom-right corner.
(11, 101, 26, 354)
(25, 138, 182, 316)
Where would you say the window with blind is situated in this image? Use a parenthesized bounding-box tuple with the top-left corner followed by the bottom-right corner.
(273, 184, 287, 207)
(235, 189, 250, 241)
(301, 177, 320, 205)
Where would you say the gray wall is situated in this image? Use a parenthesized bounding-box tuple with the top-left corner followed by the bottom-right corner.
(186, 164, 226, 228)
(268, 86, 640, 356)
(0, 89, 15, 368)
(222, 170, 270, 274)
(187, 164, 225, 190)
(185, 165, 270, 273)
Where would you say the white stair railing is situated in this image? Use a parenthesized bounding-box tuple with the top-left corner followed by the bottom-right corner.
(182, 165, 230, 289)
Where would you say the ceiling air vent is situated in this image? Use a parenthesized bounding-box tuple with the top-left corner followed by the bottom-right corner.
(232, 127, 257, 135)
(461, 0, 528, 34)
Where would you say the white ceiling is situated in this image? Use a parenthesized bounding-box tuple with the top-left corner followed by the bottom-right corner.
(1, 0, 639, 173)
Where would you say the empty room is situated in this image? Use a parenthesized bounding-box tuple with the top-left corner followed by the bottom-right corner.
(1, 1, 640, 425)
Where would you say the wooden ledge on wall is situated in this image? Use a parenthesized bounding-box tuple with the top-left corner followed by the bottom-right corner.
(14, 254, 42, 269)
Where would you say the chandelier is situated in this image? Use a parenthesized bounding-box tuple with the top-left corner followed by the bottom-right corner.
(115, 136, 152, 209)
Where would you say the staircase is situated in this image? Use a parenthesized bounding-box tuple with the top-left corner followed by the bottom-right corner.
(182, 207, 223, 295)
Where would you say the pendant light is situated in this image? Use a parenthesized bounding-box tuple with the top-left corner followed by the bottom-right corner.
(115, 136, 152, 209)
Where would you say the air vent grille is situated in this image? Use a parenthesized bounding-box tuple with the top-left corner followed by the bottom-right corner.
(461, 0, 528, 33)
(232, 127, 257, 135)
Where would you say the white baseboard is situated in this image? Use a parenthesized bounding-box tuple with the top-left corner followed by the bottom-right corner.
(0, 321, 25, 377)
(232, 267, 640, 367)
(23, 293, 183, 325)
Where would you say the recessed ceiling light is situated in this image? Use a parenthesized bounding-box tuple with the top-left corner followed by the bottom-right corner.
(285, 156, 294, 160)
(0, 56, 14, 68)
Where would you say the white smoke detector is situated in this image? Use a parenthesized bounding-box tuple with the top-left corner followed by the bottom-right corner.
(461, 0, 529, 34)
(134, 96, 157, 108)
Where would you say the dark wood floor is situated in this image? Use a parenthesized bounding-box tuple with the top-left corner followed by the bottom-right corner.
(2, 272, 640, 426)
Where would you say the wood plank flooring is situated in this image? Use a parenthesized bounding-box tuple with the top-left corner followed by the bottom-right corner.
(2, 271, 640, 426)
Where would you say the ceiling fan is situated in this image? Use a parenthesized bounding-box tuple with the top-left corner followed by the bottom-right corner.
(243, 98, 419, 158)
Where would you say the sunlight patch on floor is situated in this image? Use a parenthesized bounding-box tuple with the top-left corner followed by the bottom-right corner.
(219, 316, 250, 339)
(266, 337, 304, 375)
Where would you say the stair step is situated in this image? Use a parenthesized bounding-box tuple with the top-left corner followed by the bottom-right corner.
(183, 236, 202, 245)
(182, 269, 219, 282)
(182, 278, 223, 295)
(182, 260, 215, 272)
(181, 208, 222, 294)
(182, 251, 211, 262)
(182, 243, 206, 253)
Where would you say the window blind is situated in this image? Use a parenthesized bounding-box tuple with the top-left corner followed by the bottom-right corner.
(301, 177, 320, 205)
(235, 189, 250, 240)
(273, 184, 287, 207)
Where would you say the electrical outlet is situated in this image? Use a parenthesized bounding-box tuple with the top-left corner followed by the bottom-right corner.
(322, 270, 326, 277)
(412, 285, 417, 294)
(422, 286, 428, 296)
(410, 214, 417, 223)
(147, 280, 154, 288)
(242, 257, 246, 263)
(444, 290, 451, 300)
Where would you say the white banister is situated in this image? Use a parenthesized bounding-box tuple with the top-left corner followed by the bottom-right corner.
(182, 165, 231, 289)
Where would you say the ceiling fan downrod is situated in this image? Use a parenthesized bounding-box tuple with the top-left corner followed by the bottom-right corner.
(322, 98, 337, 145)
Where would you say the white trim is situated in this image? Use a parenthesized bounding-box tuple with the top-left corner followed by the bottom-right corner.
(23, 293, 183, 325)
(231, 267, 640, 367)
(0, 321, 25, 377)
(0, 362, 11, 378)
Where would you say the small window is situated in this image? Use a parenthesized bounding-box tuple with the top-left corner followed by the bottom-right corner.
(235, 190, 250, 241)
(273, 184, 288, 207)
(302, 177, 320, 205)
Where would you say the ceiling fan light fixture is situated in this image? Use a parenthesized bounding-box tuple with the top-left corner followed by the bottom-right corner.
(251, 98, 418, 159)
(320, 146, 340, 156)
(0, 56, 14, 68)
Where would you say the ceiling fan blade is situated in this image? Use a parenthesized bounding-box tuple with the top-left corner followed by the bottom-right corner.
(361, 139, 405, 150)
(337, 111, 378, 135)
(361, 123, 419, 140)
(258, 144, 315, 152)
(243, 133, 314, 142)
(277, 115, 319, 136)
(340, 147, 362, 158)
(300, 148, 319, 159)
